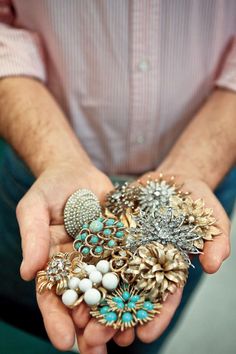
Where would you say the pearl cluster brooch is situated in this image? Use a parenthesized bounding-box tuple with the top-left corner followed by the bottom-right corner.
(36, 177, 221, 330)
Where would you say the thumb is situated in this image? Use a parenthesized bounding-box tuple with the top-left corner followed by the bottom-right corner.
(16, 189, 50, 281)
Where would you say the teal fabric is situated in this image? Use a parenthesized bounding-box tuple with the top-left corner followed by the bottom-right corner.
(0, 144, 235, 353)
(0, 320, 72, 354)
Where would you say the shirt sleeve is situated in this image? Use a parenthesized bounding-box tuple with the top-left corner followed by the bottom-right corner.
(0, 0, 46, 82)
(215, 37, 236, 92)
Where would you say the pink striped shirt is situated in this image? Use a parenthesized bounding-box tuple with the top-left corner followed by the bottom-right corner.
(0, 0, 236, 174)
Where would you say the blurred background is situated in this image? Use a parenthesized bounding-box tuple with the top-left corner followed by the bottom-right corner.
(0, 140, 235, 354)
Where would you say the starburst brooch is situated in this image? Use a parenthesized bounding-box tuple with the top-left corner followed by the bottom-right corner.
(105, 182, 141, 216)
(137, 175, 183, 214)
(127, 207, 202, 264)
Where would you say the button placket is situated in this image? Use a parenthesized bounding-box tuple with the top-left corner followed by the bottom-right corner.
(128, 0, 160, 172)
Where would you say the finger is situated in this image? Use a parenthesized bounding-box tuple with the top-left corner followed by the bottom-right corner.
(51, 241, 74, 255)
(37, 290, 75, 351)
(83, 319, 117, 346)
(77, 328, 107, 354)
(113, 328, 135, 347)
(49, 224, 72, 246)
(190, 188, 231, 273)
(16, 190, 50, 280)
(72, 302, 91, 328)
(49, 225, 73, 255)
(199, 229, 231, 273)
(137, 288, 182, 343)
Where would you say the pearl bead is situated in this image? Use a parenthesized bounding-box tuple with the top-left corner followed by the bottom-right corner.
(79, 278, 92, 292)
(102, 272, 119, 291)
(96, 260, 110, 274)
(68, 277, 80, 290)
(84, 288, 101, 306)
(62, 289, 78, 307)
(89, 270, 103, 284)
(85, 264, 97, 275)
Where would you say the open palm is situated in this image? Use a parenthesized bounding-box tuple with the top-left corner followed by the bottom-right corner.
(16, 162, 114, 350)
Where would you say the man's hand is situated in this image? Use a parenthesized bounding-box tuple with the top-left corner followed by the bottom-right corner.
(16, 161, 114, 351)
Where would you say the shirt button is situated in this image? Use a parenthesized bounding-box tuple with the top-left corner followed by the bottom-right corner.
(135, 135, 145, 144)
(137, 59, 150, 72)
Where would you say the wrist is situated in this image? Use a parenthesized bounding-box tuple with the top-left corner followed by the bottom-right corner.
(0, 77, 94, 177)
(32, 139, 93, 177)
(157, 154, 218, 190)
(156, 89, 236, 190)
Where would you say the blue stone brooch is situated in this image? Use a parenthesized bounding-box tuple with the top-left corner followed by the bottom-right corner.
(90, 284, 161, 330)
(73, 217, 127, 261)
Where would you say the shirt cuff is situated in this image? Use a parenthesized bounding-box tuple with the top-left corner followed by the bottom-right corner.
(0, 23, 46, 82)
(215, 37, 236, 92)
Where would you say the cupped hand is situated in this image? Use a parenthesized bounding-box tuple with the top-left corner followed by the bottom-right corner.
(74, 170, 231, 353)
(16, 161, 114, 351)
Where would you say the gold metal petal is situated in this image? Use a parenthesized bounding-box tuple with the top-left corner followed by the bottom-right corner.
(194, 238, 204, 249)
(155, 272, 165, 284)
(209, 225, 221, 236)
(165, 271, 181, 283)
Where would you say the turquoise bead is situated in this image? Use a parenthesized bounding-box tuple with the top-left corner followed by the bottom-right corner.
(130, 295, 140, 303)
(75, 234, 81, 240)
(127, 302, 136, 309)
(121, 312, 133, 323)
(115, 231, 124, 238)
(81, 247, 90, 255)
(90, 235, 99, 244)
(137, 309, 148, 319)
(80, 233, 87, 241)
(98, 217, 104, 222)
(82, 223, 89, 229)
(99, 306, 110, 315)
(105, 312, 117, 322)
(103, 228, 112, 236)
(116, 302, 125, 309)
(94, 245, 103, 254)
(112, 297, 123, 303)
(89, 220, 104, 232)
(107, 240, 116, 248)
(74, 241, 82, 250)
(105, 219, 115, 226)
(116, 222, 124, 228)
(143, 301, 154, 311)
(122, 291, 130, 301)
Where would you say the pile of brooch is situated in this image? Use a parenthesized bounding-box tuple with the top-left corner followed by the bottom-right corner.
(36, 174, 220, 330)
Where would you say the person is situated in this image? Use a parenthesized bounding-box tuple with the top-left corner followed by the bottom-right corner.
(0, 1, 236, 353)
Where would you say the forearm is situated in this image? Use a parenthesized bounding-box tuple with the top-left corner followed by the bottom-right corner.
(0, 77, 91, 176)
(160, 89, 236, 189)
